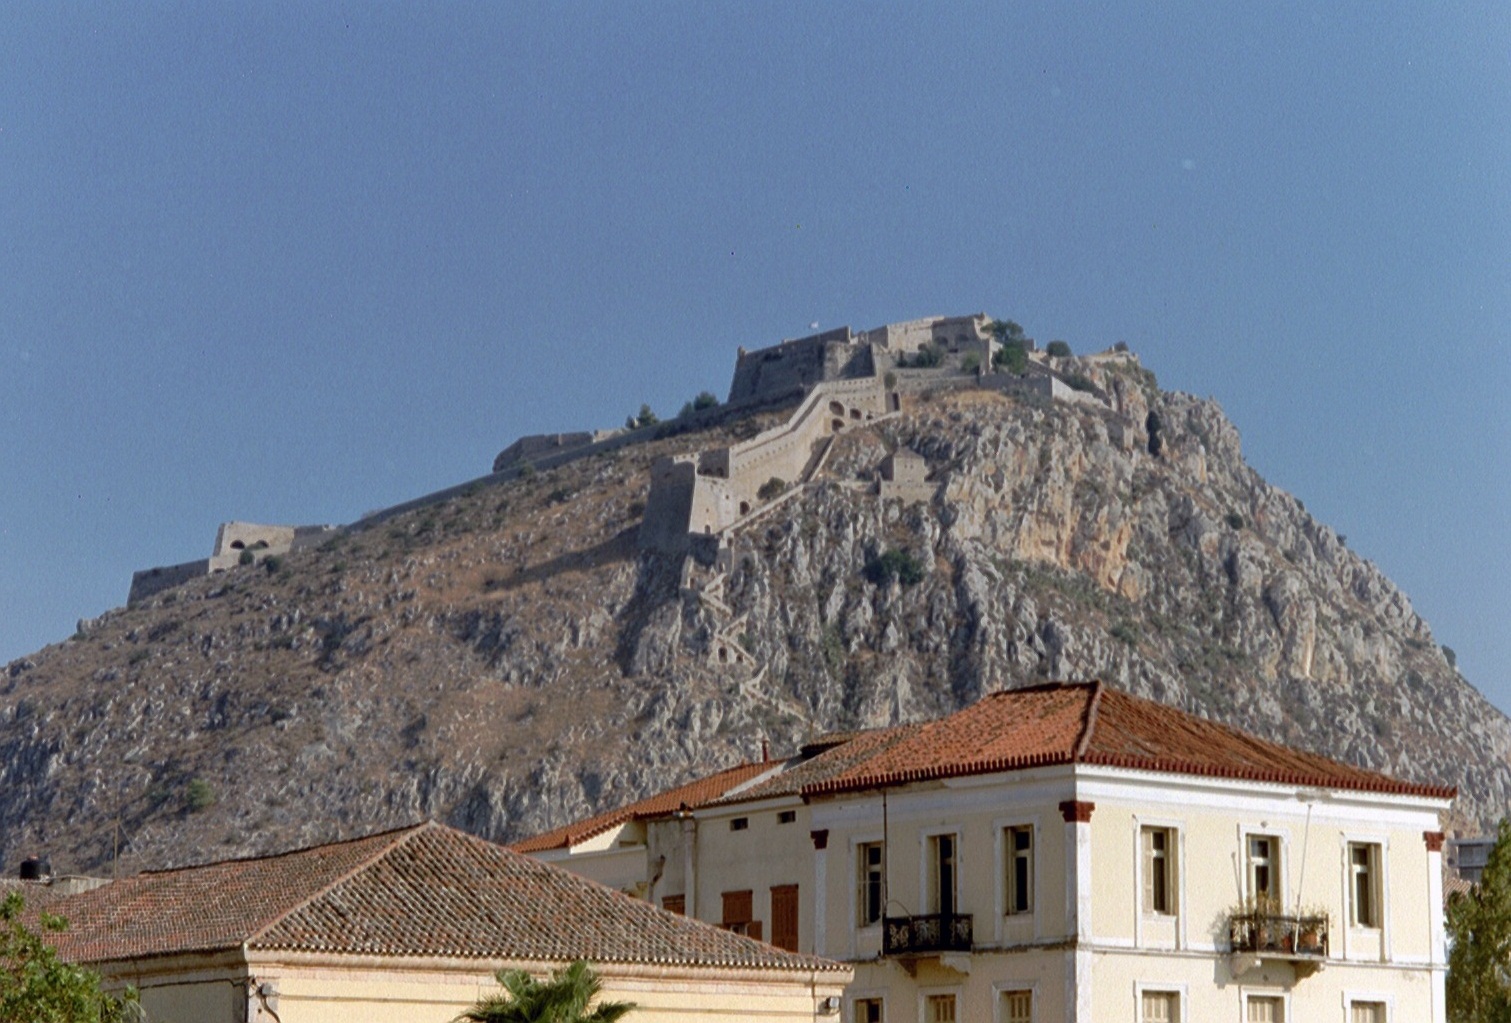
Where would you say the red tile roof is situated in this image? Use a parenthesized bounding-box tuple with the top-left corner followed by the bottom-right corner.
(797, 682, 1455, 799)
(512, 683, 1453, 839)
(48, 822, 844, 971)
(511, 762, 775, 853)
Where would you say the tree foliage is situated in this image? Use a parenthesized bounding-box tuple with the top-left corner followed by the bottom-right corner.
(1449, 819, 1511, 1023)
(625, 405, 659, 430)
(456, 960, 634, 1023)
(992, 341, 1027, 375)
(864, 549, 926, 588)
(0, 891, 142, 1023)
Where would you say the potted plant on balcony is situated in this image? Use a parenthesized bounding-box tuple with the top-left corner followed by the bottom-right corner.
(1296, 906, 1329, 955)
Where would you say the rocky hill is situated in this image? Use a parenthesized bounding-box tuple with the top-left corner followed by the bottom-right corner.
(4, 353, 1505, 874)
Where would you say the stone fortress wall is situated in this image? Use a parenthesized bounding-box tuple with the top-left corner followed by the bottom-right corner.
(128, 521, 337, 605)
(126, 312, 1134, 601)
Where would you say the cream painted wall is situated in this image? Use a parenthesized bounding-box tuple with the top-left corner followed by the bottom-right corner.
(533, 763, 1450, 1023)
(104, 957, 848, 1023)
(692, 804, 814, 945)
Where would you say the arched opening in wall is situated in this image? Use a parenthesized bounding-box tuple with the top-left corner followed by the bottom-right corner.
(704, 524, 712, 534)
(829, 401, 844, 417)
(230, 541, 246, 550)
(849, 408, 861, 420)
(739, 501, 750, 516)
(831, 419, 844, 433)
(718, 646, 728, 664)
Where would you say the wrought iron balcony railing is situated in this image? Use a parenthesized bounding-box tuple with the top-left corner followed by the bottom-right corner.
(1228, 909, 1329, 959)
(883, 912, 973, 955)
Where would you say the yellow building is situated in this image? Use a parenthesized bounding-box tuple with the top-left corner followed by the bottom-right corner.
(517, 681, 1455, 1023)
(48, 821, 850, 1023)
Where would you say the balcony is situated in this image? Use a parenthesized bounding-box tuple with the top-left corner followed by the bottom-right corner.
(1228, 908, 1329, 978)
(883, 913, 973, 956)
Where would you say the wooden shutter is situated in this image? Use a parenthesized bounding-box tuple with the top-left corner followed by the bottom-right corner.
(661, 894, 684, 915)
(1141, 828, 1156, 913)
(1142, 991, 1174, 1023)
(722, 889, 752, 927)
(771, 884, 799, 951)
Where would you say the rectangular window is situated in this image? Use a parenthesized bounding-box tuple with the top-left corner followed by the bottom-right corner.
(1350, 1002, 1385, 1023)
(661, 894, 684, 915)
(730, 817, 749, 831)
(1350, 843, 1381, 928)
(1000, 989, 1032, 1023)
(853, 998, 882, 1023)
(1246, 995, 1283, 1023)
(1247, 835, 1278, 904)
(1141, 827, 1176, 915)
(858, 842, 884, 926)
(928, 833, 958, 916)
(722, 889, 761, 939)
(1005, 825, 1033, 915)
(925, 994, 956, 1023)
(1141, 991, 1178, 1023)
(770, 884, 799, 951)
(777, 809, 797, 824)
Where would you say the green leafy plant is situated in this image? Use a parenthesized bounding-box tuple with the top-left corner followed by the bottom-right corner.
(0, 892, 141, 1023)
(263, 556, 283, 575)
(625, 404, 659, 430)
(864, 549, 926, 587)
(961, 353, 980, 374)
(756, 477, 787, 501)
(456, 959, 634, 1023)
(1225, 512, 1245, 530)
(1063, 373, 1096, 393)
(238, 549, 255, 566)
(1448, 818, 1511, 1020)
(185, 778, 215, 812)
(993, 341, 1027, 374)
(1046, 340, 1072, 358)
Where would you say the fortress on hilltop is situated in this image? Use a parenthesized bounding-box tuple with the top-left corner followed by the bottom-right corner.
(126, 313, 1138, 603)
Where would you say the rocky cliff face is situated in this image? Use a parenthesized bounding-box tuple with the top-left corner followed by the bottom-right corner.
(3, 357, 1503, 873)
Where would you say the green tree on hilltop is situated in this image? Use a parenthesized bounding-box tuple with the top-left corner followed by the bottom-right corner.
(456, 960, 633, 1023)
(0, 891, 142, 1023)
(1448, 818, 1511, 1023)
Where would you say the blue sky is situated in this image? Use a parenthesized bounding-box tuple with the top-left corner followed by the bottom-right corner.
(3, 4, 1507, 709)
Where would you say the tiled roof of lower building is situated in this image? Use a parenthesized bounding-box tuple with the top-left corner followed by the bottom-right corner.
(48, 821, 844, 972)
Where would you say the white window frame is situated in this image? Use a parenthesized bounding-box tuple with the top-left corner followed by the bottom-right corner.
(1134, 815, 1186, 949)
(919, 825, 963, 918)
(852, 833, 885, 933)
(1240, 988, 1290, 1023)
(1347, 841, 1383, 928)
(1341, 990, 1394, 1023)
(1134, 981, 1186, 1023)
(1338, 831, 1391, 961)
(994, 814, 1041, 941)
(1238, 824, 1289, 908)
(918, 986, 962, 1023)
(993, 980, 1037, 1023)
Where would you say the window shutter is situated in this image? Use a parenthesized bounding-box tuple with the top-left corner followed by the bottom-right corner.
(662, 894, 684, 915)
(770, 884, 799, 951)
(1142, 829, 1156, 913)
(722, 889, 753, 927)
